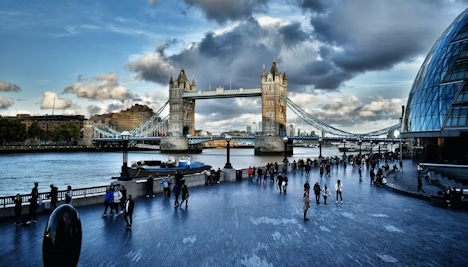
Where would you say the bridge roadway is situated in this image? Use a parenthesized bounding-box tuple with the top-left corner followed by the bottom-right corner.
(2, 160, 467, 266)
(93, 135, 402, 145)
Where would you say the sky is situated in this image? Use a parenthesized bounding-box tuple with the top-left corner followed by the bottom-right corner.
(0, 0, 467, 135)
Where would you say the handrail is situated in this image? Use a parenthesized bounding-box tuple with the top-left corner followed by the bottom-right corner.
(0, 185, 109, 208)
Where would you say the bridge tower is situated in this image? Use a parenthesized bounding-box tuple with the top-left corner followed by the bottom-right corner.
(161, 68, 197, 152)
(255, 58, 292, 155)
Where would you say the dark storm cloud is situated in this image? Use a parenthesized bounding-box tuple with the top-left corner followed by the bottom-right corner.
(156, 39, 180, 56)
(299, 0, 330, 13)
(278, 23, 309, 48)
(183, 0, 270, 24)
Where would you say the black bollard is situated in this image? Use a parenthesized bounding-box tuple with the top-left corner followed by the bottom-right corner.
(42, 204, 82, 267)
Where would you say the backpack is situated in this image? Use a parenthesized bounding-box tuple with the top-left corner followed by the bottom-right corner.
(163, 181, 169, 188)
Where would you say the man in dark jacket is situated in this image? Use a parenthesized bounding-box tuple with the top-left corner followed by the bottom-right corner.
(28, 182, 39, 224)
(124, 194, 135, 230)
(49, 184, 58, 210)
(146, 175, 154, 197)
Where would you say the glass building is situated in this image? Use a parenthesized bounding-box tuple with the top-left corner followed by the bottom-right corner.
(402, 8, 468, 164)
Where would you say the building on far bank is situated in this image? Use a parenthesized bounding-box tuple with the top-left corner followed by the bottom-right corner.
(401, 8, 468, 164)
(91, 104, 154, 132)
(4, 114, 87, 132)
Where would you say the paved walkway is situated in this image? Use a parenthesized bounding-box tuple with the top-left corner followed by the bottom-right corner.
(2, 160, 468, 267)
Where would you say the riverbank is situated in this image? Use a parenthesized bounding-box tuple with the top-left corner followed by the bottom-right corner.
(0, 145, 165, 154)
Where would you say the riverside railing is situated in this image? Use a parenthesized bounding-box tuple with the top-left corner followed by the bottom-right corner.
(0, 185, 109, 208)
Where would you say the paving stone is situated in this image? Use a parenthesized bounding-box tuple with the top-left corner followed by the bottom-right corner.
(1, 160, 468, 266)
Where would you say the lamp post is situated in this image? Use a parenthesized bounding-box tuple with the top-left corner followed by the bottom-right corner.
(224, 135, 232, 169)
(119, 131, 131, 181)
(358, 139, 362, 156)
(343, 139, 347, 158)
(283, 137, 289, 163)
(318, 138, 323, 158)
(370, 140, 373, 155)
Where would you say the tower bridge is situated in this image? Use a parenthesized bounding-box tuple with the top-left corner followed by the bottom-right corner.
(90, 59, 402, 155)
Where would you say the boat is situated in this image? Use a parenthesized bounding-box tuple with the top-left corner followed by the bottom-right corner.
(303, 144, 318, 148)
(337, 143, 373, 153)
(126, 156, 212, 179)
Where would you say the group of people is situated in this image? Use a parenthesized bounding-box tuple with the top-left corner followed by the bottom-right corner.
(102, 185, 134, 229)
(302, 179, 343, 220)
(443, 186, 465, 208)
(13, 182, 73, 226)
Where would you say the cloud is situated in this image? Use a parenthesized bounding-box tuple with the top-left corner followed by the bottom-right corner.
(63, 73, 133, 100)
(0, 97, 14, 110)
(40, 92, 80, 110)
(0, 80, 21, 92)
(183, 0, 270, 24)
(148, 0, 159, 4)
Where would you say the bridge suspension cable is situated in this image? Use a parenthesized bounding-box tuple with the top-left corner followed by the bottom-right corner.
(130, 100, 169, 136)
(282, 96, 401, 137)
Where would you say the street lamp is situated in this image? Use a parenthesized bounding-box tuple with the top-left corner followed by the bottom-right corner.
(358, 139, 362, 155)
(224, 135, 233, 169)
(318, 138, 323, 158)
(342, 139, 347, 157)
(370, 140, 373, 155)
(119, 131, 131, 181)
(283, 137, 289, 163)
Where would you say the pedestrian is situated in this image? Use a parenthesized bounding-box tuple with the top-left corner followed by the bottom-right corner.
(335, 180, 343, 204)
(303, 192, 310, 221)
(173, 183, 181, 208)
(180, 184, 190, 208)
(399, 160, 403, 171)
(322, 185, 330, 204)
(160, 176, 172, 197)
(112, 187, 122, 216)
(175, 171, 185, 187)
(28, 182, 39, 224)
(119, 185, 127, 213)
(319, 165, 324, 178)
(417, 176, 425, 193)
(65, 185, 73, 206)
(370, 169, 375, 186)
(247, 166, 253, 181)
(358, 166, 362, 181)
(304, 181, 310, 197)
(146, 175, 154, 197)
(124, 194, 134, 230)
(215, 168, 221, 183)
(102, 187, 114, 217)
(49, 184, 58, 210)
(313, 182, 321, 204)
(282, 176, 288, 194)
(13, 194, 22, 226)
(277, 173, 283, 193)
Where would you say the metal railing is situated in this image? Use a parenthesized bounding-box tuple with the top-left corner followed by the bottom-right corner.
(0, 185, 109, 208)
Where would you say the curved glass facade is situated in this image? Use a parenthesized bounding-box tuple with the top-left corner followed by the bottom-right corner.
(403, 8, 468, 134)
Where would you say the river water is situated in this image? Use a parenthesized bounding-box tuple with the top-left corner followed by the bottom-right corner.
(0, 147, 359, 197)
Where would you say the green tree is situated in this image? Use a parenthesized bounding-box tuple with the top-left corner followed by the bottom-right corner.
(0, 117, 27, 145)
(54, 122, 81, 144)
(27, 121, 44, 141)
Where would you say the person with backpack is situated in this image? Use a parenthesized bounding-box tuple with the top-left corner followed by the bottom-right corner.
(160, 176, 172, 197)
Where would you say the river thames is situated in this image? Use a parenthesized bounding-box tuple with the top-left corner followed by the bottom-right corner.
(0, 147, 361, 197)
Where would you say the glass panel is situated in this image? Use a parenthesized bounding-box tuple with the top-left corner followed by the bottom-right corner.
(459, 117, 467, 126)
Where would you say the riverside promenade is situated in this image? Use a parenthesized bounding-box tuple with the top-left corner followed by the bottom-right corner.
(1, 160, 468, 266)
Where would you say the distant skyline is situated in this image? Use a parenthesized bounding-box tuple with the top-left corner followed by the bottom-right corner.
(0, 0, 466, 135)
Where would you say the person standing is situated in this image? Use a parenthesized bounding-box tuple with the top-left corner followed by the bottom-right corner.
(215, 168, 221, 183)
(112, 187, 122, 216)
(13, 194, 22, 225)
(247, 166, 253, 181)
(358, 166, 362, 181)
(119, 185, 127, 214)
(146, 175, 154, 197)
(180, 184, 190, 208)
(303, 192, 310, 221)
(277, 173, 283, 193)
(335, 180, 343, 204)
(28, 182, 39, 224)
(160, 176, 172, 197)
(65, 185, 73, 206)
(173, 183, 181, 208)
(370, 169, 375, 186)
(322, 185, 330, 204)
(124, 195, 134, 230)
(304, 181, 310, 197)
(102, 187, 114, 217)
(282, 176, 288, 194)
(417, 176, 426, 193)
(313, 182, 321, 204)
(49, 184, 58, 210)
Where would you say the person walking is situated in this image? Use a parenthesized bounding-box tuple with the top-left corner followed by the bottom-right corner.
(417, 176, 426, 193)
(358, 166, 362, 181)
(28, 182, 39, 224)
(313, 182, 321, 204)
(49, 184, 58, 210)
(65, 185, 73, 206)
(173, 183, 181, 208)
(303, 192, 310, 221)
(146, 175, 154, 197)
(370, 169, 375, 186)
(322, 185, 330, 204)
(119, 185, 127, 214)
(304, 181, 310, 197)
(102, 187, 114, 217)
(124, 195, 134, 230)
(180, 184, 190, 208)
(282, 176, 288, 194)
(13, 194, 22, 225)
(112, 187, 122, 216)
(277, 173, 284, 193)
(335, 180, 343, 204)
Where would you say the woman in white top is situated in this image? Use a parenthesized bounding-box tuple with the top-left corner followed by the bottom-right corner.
(65, 185, 73, 206)
(335, 180, 343, 204)
(112, 187, 122, 216)
(322, 184, 330, 204)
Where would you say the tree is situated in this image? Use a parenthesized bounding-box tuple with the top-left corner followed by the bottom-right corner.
(0, 118, 27, 145)
(54, 122, 81, 144)
(27, 121, 44, 141)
